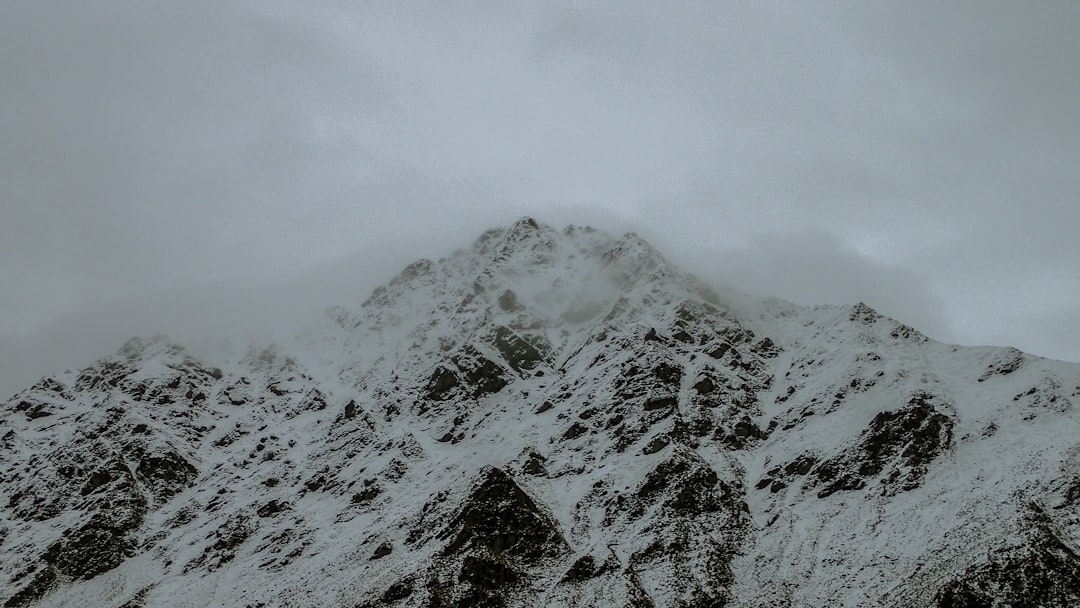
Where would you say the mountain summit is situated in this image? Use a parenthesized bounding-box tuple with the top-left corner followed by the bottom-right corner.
(2, 219, 1079, 607)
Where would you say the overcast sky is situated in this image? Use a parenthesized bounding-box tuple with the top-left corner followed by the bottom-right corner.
(2, 1, 1079, 397)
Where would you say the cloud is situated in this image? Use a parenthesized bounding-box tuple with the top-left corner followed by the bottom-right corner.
(0, 240, 416, 399)
(669, 230, 953, 343)
(0, 1, 384, 328)
(2, 1, 1078, 397)
(1011, 304, 1080, 364)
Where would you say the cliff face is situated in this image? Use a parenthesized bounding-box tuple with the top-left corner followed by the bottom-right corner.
(2, 219, 1079, 607)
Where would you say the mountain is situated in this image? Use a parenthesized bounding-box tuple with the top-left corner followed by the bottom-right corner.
(2, 218, 1078, 608)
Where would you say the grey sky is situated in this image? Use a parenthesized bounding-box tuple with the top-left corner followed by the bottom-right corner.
(2, 1, 1079, 396)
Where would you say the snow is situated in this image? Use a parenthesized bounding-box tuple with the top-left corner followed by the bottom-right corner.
(2, 219, 1079, 607)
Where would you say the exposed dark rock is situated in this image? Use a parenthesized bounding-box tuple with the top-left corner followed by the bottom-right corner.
(256, 500, 291, 518)
(978, 348, 1026, 382)
(522, 451, 548, 476)
(451, 348, 509, 398)
(136, 451, 197, 501)
(617, 450, 744, 607)
(634, 452, 733, 516)
(751, 337, 782, 358)
(849, 302, 882, 325)
(46, 512, 144, 580)
(653, 363, 683, 386)
(889, 322, 927, 342)
(642, 435, 670, 455)
(693, 377, 716, 395)
(371, 541, 393, 560)
(707, 343, 731, 360)
(458, 554, 520, 589)
(116, 586, 153, 608)
(643, 395, 677, 412)
(714, 415, 767, 450)
(186, 511, 255, 573)
(3, 566, 57, 608)
(393, 258, 433, 284)
(12, 400, 54, 420)
(562, 423, 588, 440)
(414, 468, 567, 606)
(814, 392, 954, 498)
(497, 290, 522, 312)
(784, 454, 817, 476)
(380, 579, 413, 602)
(934, 584, 993, 608)
(731, 416, 765, 439)
(80, 466, 120, 496)
(558, 554, 616, 584)
(492, 326, 548, 373)
(352, 479, 382, 504)
(932, 505, 1080, 607)
(425, 366, 460, 401)
(438, 467, 567, 561)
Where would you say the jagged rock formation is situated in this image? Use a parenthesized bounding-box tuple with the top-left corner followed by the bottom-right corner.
(1, 218, 1079, 607)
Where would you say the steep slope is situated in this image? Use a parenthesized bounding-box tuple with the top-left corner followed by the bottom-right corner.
(1, 218, 1078, 608)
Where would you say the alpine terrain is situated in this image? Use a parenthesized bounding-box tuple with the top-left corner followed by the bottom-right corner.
(2, 218, 1079, 607)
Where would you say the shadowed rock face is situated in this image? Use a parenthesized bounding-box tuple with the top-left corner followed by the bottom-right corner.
(439, 467, 567, 561)
(618, 450, 747, 608)
(136, 451, 198, 501)
(46, 512, 145, 580)
(4, 454, 150, 606)
(0, 337, 218, 607)
(431, 470, 566, 606)
(932, 505, 1080, 608)
(754, 392, 955, 499)
(427, 346, 510, 401)
(491, 326, 550, 373)
(812, 392, 954, 498)
(361, 467, 569, 607)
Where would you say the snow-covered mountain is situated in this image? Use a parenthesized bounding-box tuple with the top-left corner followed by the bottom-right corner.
(2, 218, 1078, 607)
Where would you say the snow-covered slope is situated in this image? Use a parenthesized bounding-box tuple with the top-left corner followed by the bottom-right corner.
(2, 218, 1078, 607)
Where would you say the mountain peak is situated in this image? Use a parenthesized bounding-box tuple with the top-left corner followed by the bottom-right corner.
(3, 222, 1080, 608)
(509, 215, 542, 233)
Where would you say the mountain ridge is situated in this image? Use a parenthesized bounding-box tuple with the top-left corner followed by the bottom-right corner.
(2, 218, 1078, 607)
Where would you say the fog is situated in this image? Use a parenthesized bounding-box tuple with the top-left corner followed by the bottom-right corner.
(3, 2, 1079, 398)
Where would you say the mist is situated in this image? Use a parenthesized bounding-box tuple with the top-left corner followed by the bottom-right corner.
(4, 2, 1080, 397)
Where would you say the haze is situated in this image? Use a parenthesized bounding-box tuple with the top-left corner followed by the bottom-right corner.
(3, 1, 1079, 398)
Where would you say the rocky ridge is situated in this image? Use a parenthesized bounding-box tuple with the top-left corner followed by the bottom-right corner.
(1, 218, 1078, 607)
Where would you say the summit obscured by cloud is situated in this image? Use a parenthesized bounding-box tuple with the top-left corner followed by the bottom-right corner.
(3, 1, 1078, 397)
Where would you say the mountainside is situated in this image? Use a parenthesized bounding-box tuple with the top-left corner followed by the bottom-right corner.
(2, 218, 1079, 608)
